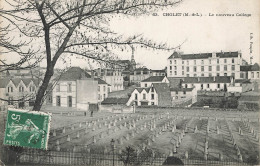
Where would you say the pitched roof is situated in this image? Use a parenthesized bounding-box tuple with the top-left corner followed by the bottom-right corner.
(240, 63, 260, 71)
(170, 87, 194, 92)
(183, 76, 231, 83)
(152, 83, 171, 106)
(141, 76, 165, 82)
(101, 97, 129, 105)
(58, 67, 91, 81)
(167, 77, 182, 88)
(0, 78, 10, 88)
(135, 88, 150, 93)
(168, 51, 239, 60)
(235, 79, 251, 84)
(0, 78, 42, 88)
(95, 78, 107, 84)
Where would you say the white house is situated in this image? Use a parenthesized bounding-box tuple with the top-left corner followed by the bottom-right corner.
(170, 87, 197, 105)
(140, 76, 169, 87)
(126, 83, 172, 106)
(52, 67, 107, 110)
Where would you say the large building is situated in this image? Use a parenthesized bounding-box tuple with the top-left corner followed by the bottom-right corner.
(240, 63, 260, 80)
(167, 51, 242, 79)
(52, 67, 108, 110)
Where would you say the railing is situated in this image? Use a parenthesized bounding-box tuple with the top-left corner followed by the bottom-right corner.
(13, 148, 253, 166)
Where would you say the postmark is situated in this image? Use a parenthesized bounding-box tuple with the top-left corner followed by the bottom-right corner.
(4, 108, 51, 150)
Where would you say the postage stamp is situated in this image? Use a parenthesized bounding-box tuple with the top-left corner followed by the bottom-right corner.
(4, 108, 51, 150)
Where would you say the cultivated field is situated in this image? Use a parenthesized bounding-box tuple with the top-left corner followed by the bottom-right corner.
(43, 106, 260, 164)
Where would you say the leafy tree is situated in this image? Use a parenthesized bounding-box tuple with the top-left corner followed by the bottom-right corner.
(1, 0, 183, 111)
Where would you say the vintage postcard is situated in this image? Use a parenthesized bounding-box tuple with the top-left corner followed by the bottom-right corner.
(0, 0, 259, 165)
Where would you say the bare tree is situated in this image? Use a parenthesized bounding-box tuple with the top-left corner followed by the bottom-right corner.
(0, 0, 183, 111)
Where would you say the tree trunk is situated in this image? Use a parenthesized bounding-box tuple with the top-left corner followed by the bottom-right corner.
(33, 67, 54, 111)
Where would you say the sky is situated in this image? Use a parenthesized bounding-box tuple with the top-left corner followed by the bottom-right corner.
(107, 0, 260, 69)
(1, 0, 259, 70)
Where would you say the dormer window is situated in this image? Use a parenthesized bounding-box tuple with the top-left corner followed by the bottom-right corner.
(30, 86, 35, 92)
(19, 86, 24, 92)
(8, 86, 13, 93)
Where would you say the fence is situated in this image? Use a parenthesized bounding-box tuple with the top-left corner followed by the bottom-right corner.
(2, 148, 253, 166)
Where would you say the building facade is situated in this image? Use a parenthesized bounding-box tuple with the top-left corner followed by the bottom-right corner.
(167, 51, 242, 79)
(140, 76, 169, 87)
(130, 68, 152, 85)
(0, 78, 42, 107)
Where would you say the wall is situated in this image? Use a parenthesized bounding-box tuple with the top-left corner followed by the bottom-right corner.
(52, 81, 76, 107)
(76, 79, 98, 110)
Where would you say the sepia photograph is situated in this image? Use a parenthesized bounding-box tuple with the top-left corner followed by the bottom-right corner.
(0, 0, 259, 165)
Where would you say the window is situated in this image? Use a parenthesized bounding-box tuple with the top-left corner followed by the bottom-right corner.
(231, 73, 235, 77)
(232, 65, 235, 71)
(201, 66, 204, 71)
(201, 60, 204, 64)
(56, 84, 60, 92)
(67, 83, 72, 92)
(170, 60, 172, 64)
(143, 94, 146, 99)
(176, 91, 178, 94)
(182, 71, 184, 75)
(194, 60, 196, 65)
(151, 87, 154, 92)
(217, 73, 220, 76)
(217, 84, 220, 88)
(170, 66, 172, 70)
(240, 72, 244, 78)
(215, 66, 220, 72)
(257, 72, 259, 78)
(209, 60, 211, 64)
(8, 86, 13, 93)
(201, 84, 203, 90)
(209, 66, 212, 71)
(186, 67, 189, 72)
(232, 58, 234, 63)
(182, 61, 184, 64)
(174, 66, 177, 70)
(174, 60, 176, 64)
(194, 74, 197, 77)
(251, 72, 254, 78)
(145, 83, 147, 87)
(182, 66, 184, 70)
(151, 94, 154, 100)
(207, 84, 210, 88)
(170, 71, 172, 75)
(103, 86, 106, 91)
(187, 61, 189, 65)
(201, 73, 204, 76)
(103, 94, 106, 99)
(19, 86, 24, 92)
(183, 91, 186, 95)
(98, 86, 100, 92)
(56, 96, 61, 106)
(209, 73, 212, 77)
(174, 71, 177, 75)
(30, 86, 35, 92)
(98, 94, 101, 100)
(135, 94, 138, 100)
(217, 59, 219, 64)
(186, 74, 189, 77)
(151, 102, 154, 105)
(194, 67, 197, 72)
(224, 73, 227, 76)
(224, 65, 227, 71)
(224, 59, 227, 63)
